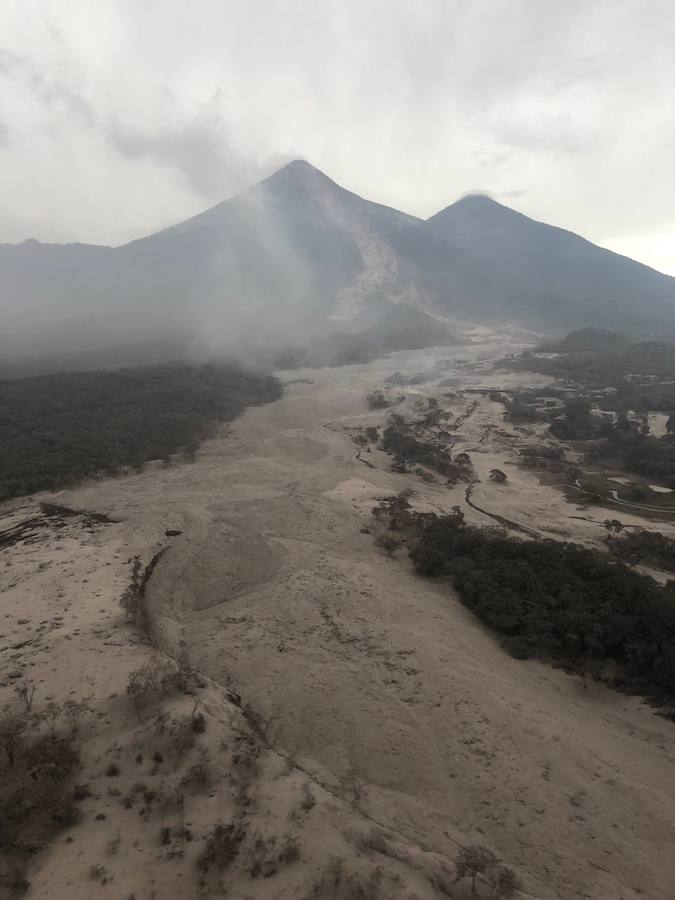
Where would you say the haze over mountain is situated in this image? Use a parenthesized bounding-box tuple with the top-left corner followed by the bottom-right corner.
(2, 160, 674, 372)
(427, 195, 675, 330)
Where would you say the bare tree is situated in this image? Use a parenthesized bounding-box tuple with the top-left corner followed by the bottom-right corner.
(603, 518, 624, 536)
(119, 556, 143, 624)
(0, 707, 26, 767)
(176, 647, 196, 693)
(340, 766, 364, 811)
(42, 700, 62, 740)
(126, 657, 177, 717)
(491, 865, 522, 898)
(454, 845, 498, 895)
(374, 533, 402, 557)
(14, 681, 36, 712)
(63, 698, 91, 734)
(455, 452, 473, 470)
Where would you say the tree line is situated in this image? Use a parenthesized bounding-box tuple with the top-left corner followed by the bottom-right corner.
(373, 494, 675, 706)
(0, 364, 281, 499)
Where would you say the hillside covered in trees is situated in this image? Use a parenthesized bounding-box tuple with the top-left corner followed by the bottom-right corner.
(508, 328, 675, 388)
(373, 496, 675, 705)
(0, 364, 281, 499)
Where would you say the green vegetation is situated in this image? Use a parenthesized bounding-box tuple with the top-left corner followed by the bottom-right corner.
(538, 327, 634, 354)
(382, 425, 460, 480)
(508, 330, 675, 412)
(373, 495, 675, 701)
(500, 330, 675, 486)
(606, 527, 675, 572)
(0, 364, 281, 499)
(600, 425, 675, 488)
(549, 398, 598, 441)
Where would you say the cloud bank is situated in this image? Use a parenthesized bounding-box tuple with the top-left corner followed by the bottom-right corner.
(0, 0, 673, 272)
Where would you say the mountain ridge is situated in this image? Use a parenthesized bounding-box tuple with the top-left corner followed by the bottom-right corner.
(430, 192, 672, 279)
(1, 160, 674, 370)
(3, 163, 673, 280)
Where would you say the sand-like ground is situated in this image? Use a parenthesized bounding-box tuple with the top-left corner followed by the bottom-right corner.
(2, 330, 674, 899)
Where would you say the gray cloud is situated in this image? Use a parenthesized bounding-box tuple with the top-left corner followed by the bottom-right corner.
(108, 115, 262, 200)
(0, 1, 673, 273)
(0, 46, 95, 125)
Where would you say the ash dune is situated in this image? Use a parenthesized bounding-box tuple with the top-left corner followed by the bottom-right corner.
(3, 331, 674, 899)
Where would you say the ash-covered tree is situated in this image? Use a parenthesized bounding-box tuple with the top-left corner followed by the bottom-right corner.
(119, 556, 143, 624)
(0, 706, 27, 767)
(455, 452, 472, 470)
(454, 844, 498, 895)
(374, 532, 402, 557)
(14, 681, 36, 712)
(367, 390, 389, 410)
(490, 865, 522, 898)
(603, 519, 624, 536)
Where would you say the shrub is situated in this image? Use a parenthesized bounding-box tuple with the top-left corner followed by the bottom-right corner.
(168, 715, 196, 760)
(366, 390, 389, 410)
(249, 834, 301, 878)
(0, 868, 30, 895)
(454, 845, 498, 894)
(126, 658, 178, 716)
(41, 700, 62, 740)
(73, 783, 92, 801)
(63, 699, 91, 734)
(176, 648, 197, 692)
(491, 865, 522, 898)
(191, 712, 207, 734)
(26, 736, 79, 781)
(106, 832, 121, 856)
(14, 682, 36, 712)
(119, 556, 143, 624)
(0, 707, 27, 767)
(198, 821, 247, 872)
(180, 754, 211, 792)
(89, 864, 110, 883)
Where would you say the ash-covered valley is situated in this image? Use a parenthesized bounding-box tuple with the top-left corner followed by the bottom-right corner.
(2, 321, 675, 900)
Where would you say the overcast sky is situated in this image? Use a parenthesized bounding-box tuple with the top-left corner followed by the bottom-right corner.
(1, 0, 674, 273)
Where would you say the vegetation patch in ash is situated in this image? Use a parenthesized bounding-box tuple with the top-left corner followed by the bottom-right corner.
(594, 417, 675, 490)
(372, 494, 675, 704)
(493, 329, 675, 494)
(374, 399, 466, 480)
(504, 327, 675, 412)
(0, 364, 282, 499)
(604, 523, 675, 573)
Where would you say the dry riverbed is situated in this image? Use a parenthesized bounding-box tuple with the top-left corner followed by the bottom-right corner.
(1, 327, 674, 899)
